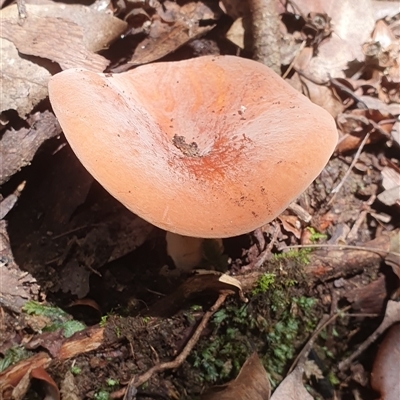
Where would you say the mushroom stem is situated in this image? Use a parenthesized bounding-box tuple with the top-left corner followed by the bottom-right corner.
(166, 232, 204, 271)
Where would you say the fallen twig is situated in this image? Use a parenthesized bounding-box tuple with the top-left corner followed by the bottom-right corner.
(338, 300, 400, 371)
(254, 222, 281, 268)
(288, 306, 351, 374)
(328, 131, 371, 205)
(280, 243, 400, 258)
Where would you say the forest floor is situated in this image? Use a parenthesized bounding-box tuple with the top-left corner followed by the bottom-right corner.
(0, 1, 399, 400)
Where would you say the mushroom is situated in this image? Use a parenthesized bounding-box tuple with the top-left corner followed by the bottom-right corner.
(48, 56, 338, 265)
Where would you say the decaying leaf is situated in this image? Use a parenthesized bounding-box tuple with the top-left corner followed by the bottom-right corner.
(201, 352, 271, 400)
(1, 8, 108, 72)
(270, 366, 313, 400)
(0, 220, 39, 314)
(0, 352, 52, 400)
(0, 3, 126, 117)
(31, 367, 60, 400)
(371, 323, 400, 400)
(0, 111, 62, 184)
(293, 0, 375, 81)
(0, 38, 53, 118)
(127, 1, 218, 66)
(377, 166, 400, 207)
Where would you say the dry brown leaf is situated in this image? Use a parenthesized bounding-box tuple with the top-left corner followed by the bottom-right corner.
(1, 14, 108, 72)
(270, 367, 313, 400)
(0, 220, 39, 313)
(226, 17, 249, 49)
(0, 3, 127, 72)
(31, 367, 60, 400)
(292, 0, 375, 59)
(0, 38, 53, 118)
(0, 352, 52, 399)
(377, 166, 400, 207)
(201, 352, 271, 400)
(278, 215, 302, 239)
(293, 0, 375, 81)
(1, 3, 127, 51)
(128, 1, 218, 66)
(0, 111, 62, 184)
(371, 323, 400, 400)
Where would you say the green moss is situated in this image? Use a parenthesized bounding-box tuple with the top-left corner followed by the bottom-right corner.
(70, 365, 82, 375)
(0, 346, 32, 373)
(94, 390, 110, 400)
(272, 248, 312, 265)
(306, 227, 328, 243)
(190, 272, 319, 386)
(252, 273, 276, 295)
(22, 300, 85, 337)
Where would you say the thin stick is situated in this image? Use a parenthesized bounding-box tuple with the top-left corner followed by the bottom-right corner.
(338, 301, 400, 371)
(112, 293, 229, 399)
(328, 132, 371, 205)
(288, 306, 351, 374)
(279, 244, 400, 258)
(282, 40, 306, 79)
(255, 223, 281, 268)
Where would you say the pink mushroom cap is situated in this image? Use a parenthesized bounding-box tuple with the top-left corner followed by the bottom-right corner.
(48, 55, 338, 238)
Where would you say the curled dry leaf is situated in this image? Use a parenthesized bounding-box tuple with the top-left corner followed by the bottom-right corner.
(31, 367, 60, 400)
(371, 323, 400, 400)
(336, 109, 393, 154)
(201, 352, 271, 400)
(0, 352, 51, 400)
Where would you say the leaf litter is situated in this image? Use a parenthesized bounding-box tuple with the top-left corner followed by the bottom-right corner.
(1, 0, 400, 398)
